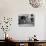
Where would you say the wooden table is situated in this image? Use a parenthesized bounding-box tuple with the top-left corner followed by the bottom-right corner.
(13, 40, 46, 46)
(5, 39, 46, 46)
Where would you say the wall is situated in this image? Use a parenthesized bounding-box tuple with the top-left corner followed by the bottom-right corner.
(0, 0, 46, 40)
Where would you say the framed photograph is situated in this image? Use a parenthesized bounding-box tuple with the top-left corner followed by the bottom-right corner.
(18, 14, 35, 27)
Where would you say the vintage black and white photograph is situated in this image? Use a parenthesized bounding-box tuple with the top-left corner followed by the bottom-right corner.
(18, 14, 35, 26)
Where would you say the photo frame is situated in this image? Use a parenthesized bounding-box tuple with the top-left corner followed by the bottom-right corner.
(18, 14, 35, 27)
